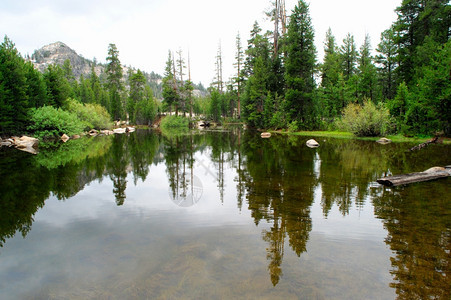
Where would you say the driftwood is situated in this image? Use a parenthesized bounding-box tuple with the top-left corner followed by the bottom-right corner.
(410, 136, 440, 151)
(377, 166, 451, 186)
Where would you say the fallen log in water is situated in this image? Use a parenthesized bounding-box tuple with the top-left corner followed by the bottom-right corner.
(377, 166, 451, 186)
(410, 136, 440, 151)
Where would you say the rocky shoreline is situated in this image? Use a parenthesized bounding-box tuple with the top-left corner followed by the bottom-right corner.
(0, 126, 136, 155)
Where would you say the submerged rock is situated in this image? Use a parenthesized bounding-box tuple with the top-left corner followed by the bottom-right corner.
(306, 139, 319, 148)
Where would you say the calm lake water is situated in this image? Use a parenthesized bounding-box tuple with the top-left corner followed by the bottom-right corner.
(0, 129, 450, 299)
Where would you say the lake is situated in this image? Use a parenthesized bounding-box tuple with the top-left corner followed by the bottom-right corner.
(0, 129, 450, 299)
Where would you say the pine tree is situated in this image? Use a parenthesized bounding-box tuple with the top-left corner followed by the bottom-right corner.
(357, 34, 378, 102)
(23, 61, 48, 108)
(234, 32, 244, 118)
(242, 22, 271, 128)
(106, 43, 124, 120)
(340, 33, 357, 81)
(128, 69, 146, 124)
(284, 0, 317, 128)
(162, 51, 178, 114)
(376, 26, 398, 100)
(319, 28, 342, 118)
(0, 36, 29, 133)
(44, 64, 72, 107)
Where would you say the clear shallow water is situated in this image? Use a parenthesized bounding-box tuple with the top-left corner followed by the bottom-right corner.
(0, 129, 449, 299)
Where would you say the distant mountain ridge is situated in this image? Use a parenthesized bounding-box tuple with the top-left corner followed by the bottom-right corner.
(29, 42, 207, 99)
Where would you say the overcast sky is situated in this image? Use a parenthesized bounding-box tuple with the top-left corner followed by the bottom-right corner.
(0, 0, 399, 86)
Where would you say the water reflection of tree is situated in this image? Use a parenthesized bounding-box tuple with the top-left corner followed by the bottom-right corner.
(373, 183, 451, 299)
(317, 139, 394, 216)
(0, 130, 161, 246)
(242, 134, 315, 285)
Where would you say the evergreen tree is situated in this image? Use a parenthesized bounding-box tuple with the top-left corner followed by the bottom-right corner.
(319, 28, 342, 118)
(162, 51, 178, 114)
(128, 69, 146, 124)
(23, 61, 48, 108)
(340, 33, 357, 81)
(242, 22, 271, 128)
(0, 36, 29, 133)
(135, 85, 157, 125)
(388, 81, 409, 130)
(284, 0, 317, 128)
(376, 26, 398, 100)
(209, 89, 222, 122)
(106, 43, 124, 120)
(234, 32, 244, 118)
(394, 0, 450, 84)
(89, 64, 104, 105)
(44, 64, 72, 107)
(357, 34, 378, 102)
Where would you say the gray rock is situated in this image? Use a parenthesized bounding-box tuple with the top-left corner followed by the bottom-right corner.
(61, 134, 70, 142)
(306, 139, 319, 148)
(13, 136, 39, 155)
(376, 137, 392, 144)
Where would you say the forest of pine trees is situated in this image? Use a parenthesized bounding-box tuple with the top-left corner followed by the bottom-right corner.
(1, 0, 450, 137)
(161, 0, 449, 136)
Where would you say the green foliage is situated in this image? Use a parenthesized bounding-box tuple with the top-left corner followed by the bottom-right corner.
(209, 89, 222, 122)
(44, 64, 72, 107)
(64, 98, 112, 130)
(162, 51, 179, 114)
(28, 106, 85, 138)
(0, 36, 29, 133)
(284, 0, 317, 128)
(160, 115, 189, 130)
(35, 135, 113, 169)
(106, 43, 124, 120)
(387, 82, 409, 130)
(338, 100, 393, 137)
(287, 120, 299, 132)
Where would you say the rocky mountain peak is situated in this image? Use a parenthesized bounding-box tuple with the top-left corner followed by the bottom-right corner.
(31, 42, 102, 78)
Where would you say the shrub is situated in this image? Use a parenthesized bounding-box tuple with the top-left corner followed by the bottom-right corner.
(338, 100, 393, 137)
(28, 106, 85, 138)
(160, 115, 189, 130)
(287, 120, 299, 132)
(64, 98, 112, 130)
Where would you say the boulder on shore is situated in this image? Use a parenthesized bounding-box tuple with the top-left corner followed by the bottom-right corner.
(261, 132, 271, 138)
(113, 128, 127, 134)
(100, 130, 114, 135)
(376, 137, 392, 144)
(0, 138, 14, 147)
(88, 129, 99, 136)
(306, 139, 319, 148)
(61, 134, 70, 143)
(13, 136, 39, 154)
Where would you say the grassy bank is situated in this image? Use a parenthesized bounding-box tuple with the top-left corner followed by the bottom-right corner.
(272, 130, 451, 144)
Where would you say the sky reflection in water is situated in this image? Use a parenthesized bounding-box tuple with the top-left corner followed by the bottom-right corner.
(0, 129, 449, 299)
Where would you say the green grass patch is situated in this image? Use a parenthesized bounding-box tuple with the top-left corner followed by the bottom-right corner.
(272, 130, 449, 144)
